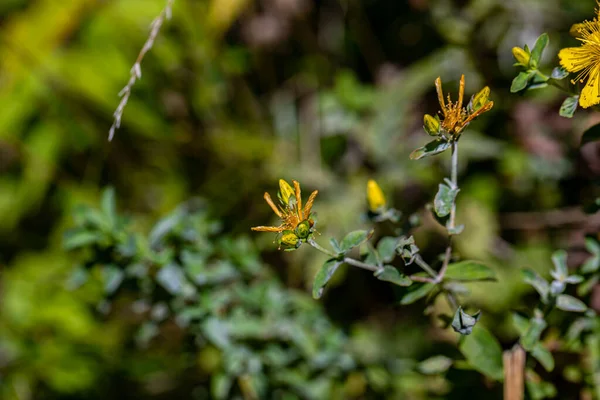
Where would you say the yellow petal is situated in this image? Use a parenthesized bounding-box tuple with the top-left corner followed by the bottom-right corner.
(579, 65, 600, 108)
(558, 47, 592, 72)
(570, 22, 587, 38)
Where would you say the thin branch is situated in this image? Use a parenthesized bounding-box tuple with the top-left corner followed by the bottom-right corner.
(436, 141, 458, 283)
(108, 0, 175, 141)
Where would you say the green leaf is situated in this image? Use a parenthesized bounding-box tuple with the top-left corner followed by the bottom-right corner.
(374, 265, 412, 286)
(459, 325, 504, 381)
(101, 187, 117, 227)
(376, 237, 398, 263)
(400, 283, 435, 305)
(551, 66, 569, 80)
(417, 355, 453, 375)
(512, 313, 529, 336)
(156, 263, 185, 295)
(559, 95, 578, 118)
(521, 314, 547, 351)
(63, 230, 101, 250)
(577, 273, 599, 297)
(531, 343, 554, 372)
(511, 71, 534, 93)
(521, 269, 549, 302)
(409, 139, 451, 160)
(434, 183, 458, 217)
(551, 250, 568, 280)
(312, 258, 343, 299)
(340, 230, 373, 252)
(530, 33, 549, 67)
(102, 264, 124, 295)
(581, 122, 600, 146)
(565, 275, 584, 284)
(329, 238, 342, 254)
(556, 294, 587, 312)
(452, 306, 481, 335)
(443, 261, 496, 281)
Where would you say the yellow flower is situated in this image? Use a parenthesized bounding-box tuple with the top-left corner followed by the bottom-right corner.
(558, 4, 600, 108)
(433, 75, 494, 139)
(366, 179, 386, 212)
(251, 179, 318, 247)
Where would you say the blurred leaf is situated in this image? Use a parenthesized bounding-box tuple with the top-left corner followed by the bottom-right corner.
(559, 96, 578, 118)
(531, 344, 554, 372)
(512, 313, 529, 335)
(578, 273, 599, 297)
(376, 237, 398, 263)
(63, 230, 101, 250)
(374, 266, 412, 287)
(409, 139, 451, 160)
(203, 318, 231, 349)
(156, 263, 185, 295)
(329, 238, 342, 254)
(400, 283, 435, 305)
(212, 373, 233, 400)
(529, 33, 549, 67)
(581, 122, 600, 146)
(526, 369, 557, 400)
(434, 183, 458, 217)
(443, 261, 496, 282)
(551, 66, 569, 80)
(451, 306, 481, 335)
(556, 294, 587, 312)
(417, 355, 452, 375)
(550, 250, 568, 280)
(340, 230, 373, 252)
(564, 275, 584, 284)
(312, 258, 343, 299)
(102, 264, 124, 295)
(149, 209, 183, 248)
(101, 187, 116, 228)
(521, 269, 549, 302)
(581, 237, 600, 273)
(459, 325, 504, 381)
(521, 314, 547, 351)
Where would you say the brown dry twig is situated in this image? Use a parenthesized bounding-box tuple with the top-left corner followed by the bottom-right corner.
(108, 0, 175, 141)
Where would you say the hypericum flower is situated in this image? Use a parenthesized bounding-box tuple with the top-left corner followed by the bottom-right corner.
(251, 179, 318, 250)
(432, 75, 494, 140)
(512, 46, 530, 67)
(558, 5, 600, 108)
(366, 179, 386, 213)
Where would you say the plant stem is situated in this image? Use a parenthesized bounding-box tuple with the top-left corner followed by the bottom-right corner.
(436, 141, 458, 283)
(308, 238, 337, 257)
(415, 255, 438, 279)
(308, 238, 381, 272)
(535, 70, 576, 96)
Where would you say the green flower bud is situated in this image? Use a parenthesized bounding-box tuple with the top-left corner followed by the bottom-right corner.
(295, 220, 312, 239)
(423, 114, 440, 136)
(278, 179, 295, 206)
(279, 230, 301, 250)
(512, 46, 530, 66)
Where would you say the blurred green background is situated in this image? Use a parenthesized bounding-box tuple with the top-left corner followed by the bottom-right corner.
(1, 0, 599, 399)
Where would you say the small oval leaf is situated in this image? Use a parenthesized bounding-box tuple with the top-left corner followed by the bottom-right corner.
(312, 258, 343, 299)
(434, 183, 458, 217)
(556, 294, 587, 313)
(444, 261, 496, 281)
(400, 283, 435, 305)
(374, 265, 412, 287)
(340, 230, 373, 252)
(459, 325, 504, 381)
(409, 139, 451, 160)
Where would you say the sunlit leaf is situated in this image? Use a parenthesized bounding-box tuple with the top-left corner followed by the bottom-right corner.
(340, 230, 373, 252)
(443, 261, 496, 281)
(374, 265, 412, 286)
(556, 294, 587, 313)
(434, 183, 458, 217)
(409, 139, 451, 160)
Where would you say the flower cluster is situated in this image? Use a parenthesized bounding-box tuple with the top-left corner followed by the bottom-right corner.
(251, 179, 318, 250)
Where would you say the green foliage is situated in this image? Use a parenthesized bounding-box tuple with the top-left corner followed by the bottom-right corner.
(458, 325, 504, 381)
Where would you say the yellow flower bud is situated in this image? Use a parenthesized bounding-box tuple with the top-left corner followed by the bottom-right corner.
(423, 114, 440, 136)
(470, 86, 490, 112)
(295, 220, 312, 239)
(278, 179, 295, 206)
(512, 47, 530, 66)
(366, 179, 386, 213)
(279, 230, 300, 250)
